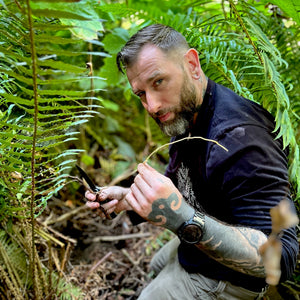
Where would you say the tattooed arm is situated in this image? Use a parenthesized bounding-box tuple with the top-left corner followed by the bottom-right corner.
(197, 216, 267, 277)
(126, 163, 267, 278)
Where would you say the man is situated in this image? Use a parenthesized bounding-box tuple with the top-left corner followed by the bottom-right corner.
(85, 24, 298, 299)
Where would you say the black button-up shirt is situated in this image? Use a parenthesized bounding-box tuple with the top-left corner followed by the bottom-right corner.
(165, 79, 298, 291)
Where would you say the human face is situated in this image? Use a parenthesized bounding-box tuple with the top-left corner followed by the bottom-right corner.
(126, 45, 199, 136)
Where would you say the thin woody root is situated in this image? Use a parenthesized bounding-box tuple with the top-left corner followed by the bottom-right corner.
(107, 136, 228, 179)
(144, 136, 228, 163)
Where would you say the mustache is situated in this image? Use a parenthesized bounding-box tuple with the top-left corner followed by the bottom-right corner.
(151, 107, 176, 119)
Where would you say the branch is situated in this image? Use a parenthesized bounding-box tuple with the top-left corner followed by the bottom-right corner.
(87, 232, 151, 243)
(145, 135, 228, 163)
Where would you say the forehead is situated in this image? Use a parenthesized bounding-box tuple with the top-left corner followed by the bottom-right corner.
(136, 44, 167, 64)
(126, 44, 179, 87)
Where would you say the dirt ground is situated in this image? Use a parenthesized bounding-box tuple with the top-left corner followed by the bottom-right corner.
(39, 186, 299, 300)
(39, 190, 173, 300)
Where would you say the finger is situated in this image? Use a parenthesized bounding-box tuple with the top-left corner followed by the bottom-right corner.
(86, 201, 100, 209)
(98, 186, 127, 201)
(131, 182, 146, 203)
(128, 184, 153, 218)
(137, 162, 150, 177)
(101, 199, 118, 211)
(134, 173, 152, 195)
(85, 190, 96, 201)
(125, 189, 142, 213)
(143, 163, 166, 181)
(117, 198, 131, 212)
(138, 162, 157, 174)
(137, 163, 162, 187)
(106, 206, 117, 215)
(137, 163, 170, 196)
(133, 176, 158, 209)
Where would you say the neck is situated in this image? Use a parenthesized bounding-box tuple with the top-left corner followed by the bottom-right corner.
(196, 72, 208, 106)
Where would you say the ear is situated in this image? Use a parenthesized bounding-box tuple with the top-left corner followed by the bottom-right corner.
(184, 48, 201, 80)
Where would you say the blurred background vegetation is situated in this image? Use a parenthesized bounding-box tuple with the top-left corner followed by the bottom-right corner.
(0, 0, 299, 298)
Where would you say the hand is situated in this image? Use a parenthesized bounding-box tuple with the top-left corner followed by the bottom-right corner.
(85, 186, 131, 216)
(125, 163, 194, 232)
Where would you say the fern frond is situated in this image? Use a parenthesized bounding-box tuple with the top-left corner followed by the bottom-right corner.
(183, 1, 299, 197)
(0, 0, 105, 297)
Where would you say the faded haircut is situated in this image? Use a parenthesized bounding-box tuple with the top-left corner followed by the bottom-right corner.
(116, 24, 190, 73)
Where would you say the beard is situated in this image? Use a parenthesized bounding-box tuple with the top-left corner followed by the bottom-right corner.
(151, 74, 199, 137)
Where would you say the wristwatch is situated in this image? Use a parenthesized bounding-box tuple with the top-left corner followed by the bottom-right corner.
(177, 211, 205, 244)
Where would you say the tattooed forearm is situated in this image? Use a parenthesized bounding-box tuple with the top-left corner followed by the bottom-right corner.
(147, 193, 194, 232)
(197, 216, 267, 278)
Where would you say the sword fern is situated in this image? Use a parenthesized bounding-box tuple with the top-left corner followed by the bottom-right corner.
(0, 0, 105, 298)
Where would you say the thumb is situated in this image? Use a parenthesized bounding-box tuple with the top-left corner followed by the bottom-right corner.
(99, 186, 129, 201)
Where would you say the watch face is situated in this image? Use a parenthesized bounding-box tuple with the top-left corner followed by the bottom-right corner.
(182, 224, 202, 244)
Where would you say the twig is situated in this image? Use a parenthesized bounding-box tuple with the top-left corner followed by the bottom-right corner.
(44, 205, 87, 225)
(37, 220, 77, 245)
(60, 242, 72, 273)
(105, 135, 228, 185)
(121, 249, 148, 278)
(114, 259, 130, 268)
(51, 249, 61, 274)
(145, 136, 228, 163)
(97, 211, 124, 230)
(88, 232, 151, 243)
(47, 241, 52, 297)
(34, 227, 65, 248)
(83, 251, 113, 281)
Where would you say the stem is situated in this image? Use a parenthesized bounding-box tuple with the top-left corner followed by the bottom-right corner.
(88, 42, 94, 108)
(228, 0, 291, 146)
(228, 0, 283, 104)
(26, 0, 38, 297)
(221, 0, 227, 19)
(144, 136, 228, 163)
(104, 136, 228, 181)
(228, 0, 263, 65)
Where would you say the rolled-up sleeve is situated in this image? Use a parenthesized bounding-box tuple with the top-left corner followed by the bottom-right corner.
(207, 124, 299, 281)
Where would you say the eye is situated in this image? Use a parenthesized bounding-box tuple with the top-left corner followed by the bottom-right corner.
(136, 91, 145, 98)
(154, 79, 163, 87)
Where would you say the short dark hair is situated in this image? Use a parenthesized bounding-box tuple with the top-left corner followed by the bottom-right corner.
(116, 24, 189, 73)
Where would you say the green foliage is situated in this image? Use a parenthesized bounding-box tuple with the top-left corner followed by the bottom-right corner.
(0, 0, 299, 297)
(0, 0, 105, 298)
(0, 0, 104, 218)
(268, 0, 300, 24)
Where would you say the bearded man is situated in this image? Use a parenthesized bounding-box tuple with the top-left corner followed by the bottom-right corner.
(85, 24, 298, 300)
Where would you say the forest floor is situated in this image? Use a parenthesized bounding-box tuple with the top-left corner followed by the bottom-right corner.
(38, 186, 173, 300)
(38, 185, 300, 300)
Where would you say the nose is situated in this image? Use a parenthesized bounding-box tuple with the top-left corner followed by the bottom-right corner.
(145, 92, 161, 114)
